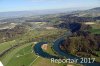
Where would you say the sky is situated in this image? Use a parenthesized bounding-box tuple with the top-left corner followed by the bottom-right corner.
(0, 0, 100, 12)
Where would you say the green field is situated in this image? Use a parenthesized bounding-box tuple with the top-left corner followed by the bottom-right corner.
(84, 22, 100, 34)
(0, 40, 16, 53)
(1, 41, 66, 66)
(32, 57, 66, 66)
(89, 29, 100, 34)
(0, 29, 67, 66)
(3, 43, 37, 66)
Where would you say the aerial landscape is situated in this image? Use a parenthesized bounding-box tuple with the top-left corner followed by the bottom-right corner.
(0, 0, 100, 66)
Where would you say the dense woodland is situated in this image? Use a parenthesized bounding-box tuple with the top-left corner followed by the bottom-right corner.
(61, 27, 100, 58)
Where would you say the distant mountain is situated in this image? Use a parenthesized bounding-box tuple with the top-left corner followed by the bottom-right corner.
(0, 7, 100, 23)
(0, 7, 100, 19)
(0, 8, 78, 18)
(90, 7, 100, 11)
(73, 7, 100, 17)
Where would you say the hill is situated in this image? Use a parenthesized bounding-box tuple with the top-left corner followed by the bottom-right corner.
(72, 7, 100, 17)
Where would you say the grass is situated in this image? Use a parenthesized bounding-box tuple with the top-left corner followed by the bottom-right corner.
(91, 51, 100, 62)
(5, 43, 37, 66)
(43, 43, 58, 56)
(89, 29, 100, 34)
(90, 23, 100, 29)
(16, 28, 67, 42)
(96, 51, 100, 56)
(84, 22, 100, 29)
(0, 40, 16, 52)
(1, 42, 34, 66)
(32, 57, 65, 66)
(91, 55, 100, 62)
(84, 22, 100, 34)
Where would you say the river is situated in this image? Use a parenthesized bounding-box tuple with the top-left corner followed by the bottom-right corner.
(33, 37, 100, 66)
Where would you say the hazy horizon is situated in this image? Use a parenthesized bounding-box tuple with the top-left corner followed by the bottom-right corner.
(0, 0, 100, 12)
(0, 7, 94, 13)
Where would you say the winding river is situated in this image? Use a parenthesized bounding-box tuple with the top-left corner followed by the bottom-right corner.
(33, 38, 100, 66)
(52, 38, 100, 66)
(33, 42, 58, 59)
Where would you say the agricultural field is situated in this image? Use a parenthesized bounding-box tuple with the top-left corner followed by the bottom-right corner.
(0, 40, 16, 53)
(89, 29, 100, 34)
(3, 42, 36, 66)
(0, 27, 67, 66)
(84, 22, 100, 34)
